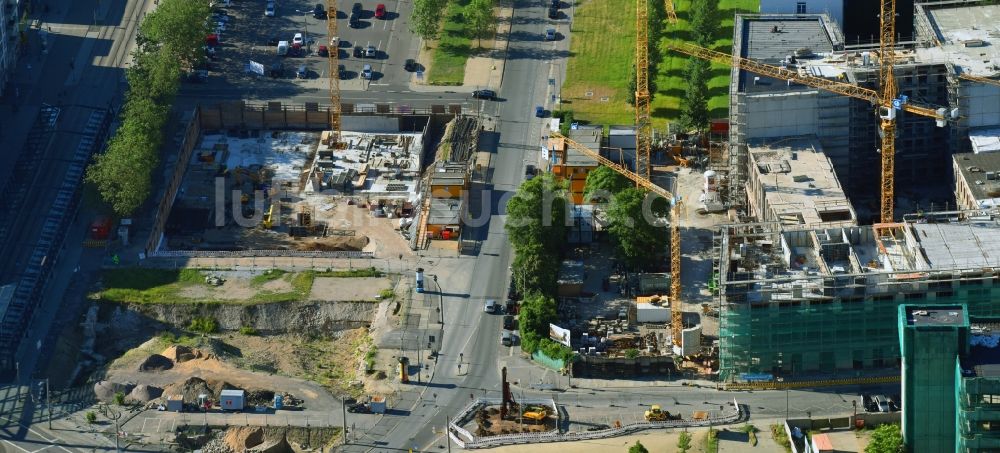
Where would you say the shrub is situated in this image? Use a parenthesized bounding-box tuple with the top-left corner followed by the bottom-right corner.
(86, 411, 97, 424)
(113, 392, 126, 406)
(239, 326, 257, 336)
(188, 316, 217, 334)
(624, 348, 640, 359)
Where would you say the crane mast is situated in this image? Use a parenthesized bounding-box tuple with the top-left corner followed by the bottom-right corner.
(878, 0, 898, 223)
(635, 0, 651, 182)
(327, 2, 342, 147)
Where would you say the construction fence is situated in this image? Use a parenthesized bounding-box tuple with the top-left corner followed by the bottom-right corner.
(449, 398, 745, 449)
(196, 102, 464, 131)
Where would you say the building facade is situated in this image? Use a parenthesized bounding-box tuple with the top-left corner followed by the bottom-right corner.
(716, 210, 1000, 382)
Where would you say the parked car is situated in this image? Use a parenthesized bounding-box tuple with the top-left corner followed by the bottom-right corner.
(525, 164, 536, 180)
(349, 13, 361, 28)
(352, 2, 363, 13)
(404, 58, 416, 71)
(365, 45, 376, 58)
(267, 36, 280, 46)
(545, 28, 556, 41)
(551, 0, 560, 8)
(353, 45, 364, 58)
(501, 330, 513, 346)
(505, 299, 517, 314)
(535, 106, 545, 117)
(265, 2, 275, 17)
(313, 3, 326, 18)
(293, 33, 304, 46)
(361, 64, 373, 79)
(503, 315, 514, 330)
(484, 299, 497, 313)
(184, 69, 208, 83)
(338, 64, 346, 79)
(296, 64, 308, 79)
(548, 7, 558, 19)
(317, 45, 328, 57)
(375, 3, 387, 19)
(472, 89, 496, 100)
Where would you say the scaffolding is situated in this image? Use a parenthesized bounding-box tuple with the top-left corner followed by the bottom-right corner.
(717, 210, 1000, 382)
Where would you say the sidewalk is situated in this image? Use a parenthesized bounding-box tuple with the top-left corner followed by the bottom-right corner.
(408, 0, 513, 93)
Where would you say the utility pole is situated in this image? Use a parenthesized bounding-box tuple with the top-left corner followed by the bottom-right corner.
(446, 415, 452, 453)
(785, 389, 789, 420)
(434, 275, 443, 324)
(341, 398, 348, 445)
(46, 378, 51, 429)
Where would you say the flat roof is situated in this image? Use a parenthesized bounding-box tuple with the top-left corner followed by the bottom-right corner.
(565, 127, 601, 167)
(748, 136, 855, 227)
(428, 198, 462, 225)
(970, 128, 1000, 154)
(911, 221, 1000, 269)
(737, 15, 838, 94)
(905, 306, 966, 327)
(954, 151, 1000, 204)
(923, 4, 1000, 77)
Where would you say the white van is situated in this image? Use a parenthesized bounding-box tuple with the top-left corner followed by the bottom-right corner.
(277, 40, 289, 56)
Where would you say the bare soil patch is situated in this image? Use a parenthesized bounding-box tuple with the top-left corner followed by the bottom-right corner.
(309, 277, 392, 302)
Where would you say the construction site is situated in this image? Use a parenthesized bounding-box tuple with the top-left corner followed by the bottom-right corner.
(155, 115, 432, 255)
(714, 210, 1000, 381)
(717, 2, 1000, 221)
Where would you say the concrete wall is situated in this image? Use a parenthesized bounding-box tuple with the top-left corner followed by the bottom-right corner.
(145, 109, 202, 255)
(760, 0, 843, 25)
(961, 82, 1000, 129)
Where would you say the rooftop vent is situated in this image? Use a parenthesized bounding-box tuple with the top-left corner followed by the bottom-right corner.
(963, 39, 987, 48)
(969, 166, 983, 173)
(914, 310, 929, 316)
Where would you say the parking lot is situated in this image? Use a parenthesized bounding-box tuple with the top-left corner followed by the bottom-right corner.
(197, 0, 418, 94)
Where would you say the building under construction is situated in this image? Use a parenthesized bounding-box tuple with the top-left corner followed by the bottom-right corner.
(715, 209, 1000, 382)
(726, 2, 1000, 218)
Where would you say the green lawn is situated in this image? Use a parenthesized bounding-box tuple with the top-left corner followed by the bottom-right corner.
(563, 0, 760, 128)
(428, 0, 475, 85)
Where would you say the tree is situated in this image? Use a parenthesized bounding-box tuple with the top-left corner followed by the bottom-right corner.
(505, 174, 568, 255)
(628, 440, 649, 453)
(679, 57, 710, 131)
(584, 166, 631, 203)
(606, 188, 669, 269)
(512, 242, 560, 296)
(464, 0, 496, 47)
(139, 0, 211, 66)
(677, 431, 692, 452)
(866, 424, 903, 453)
(518, 293, 558, 352)
(689, 0, 718, 47)
(411, 0, 448, 41)
(626, 64, 637, 105)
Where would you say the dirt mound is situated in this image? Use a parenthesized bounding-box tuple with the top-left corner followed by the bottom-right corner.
(93, 381, 135, 402)
(139, 354, 174, 371)
(246, 389, 275, 406)
(295, 235, 368, 251)
(162, 376, 246, 404)
(162, 345, 207, 363)
(224, 426, 265, 451)
(128, 384, 163, 402)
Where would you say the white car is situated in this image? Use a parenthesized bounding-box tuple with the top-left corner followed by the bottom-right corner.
(293, 33, 304, 45)
(361, 64, 373, 80)
(265, 2, 275, 17)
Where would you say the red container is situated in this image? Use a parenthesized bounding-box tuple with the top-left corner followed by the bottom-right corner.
(90, 216, 112, 240)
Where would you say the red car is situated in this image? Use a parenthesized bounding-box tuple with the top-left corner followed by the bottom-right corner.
(375, 3, 386, 19)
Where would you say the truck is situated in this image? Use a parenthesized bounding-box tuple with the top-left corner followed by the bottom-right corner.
(276, 40, 289, 56)
(89, 216, 112, 240)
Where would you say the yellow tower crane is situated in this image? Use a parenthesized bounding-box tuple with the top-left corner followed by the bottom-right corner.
(635, 0, 679, 181)
(327, 2, 342, 148)
(668, 39, 949, 223)
(959, 73, 1000, 89)
(552, 132, 683, 347)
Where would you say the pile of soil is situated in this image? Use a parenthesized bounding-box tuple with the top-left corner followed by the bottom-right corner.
(139, 354, 174, 371)
(295, 236, 368, 251)
(224, 426, 264, 451)
(128, 384, 163, 403)
(93, 381, 135, 402)
(246, 389, 275, 406)
(163, 377, 244, 404)
(164, 345, 204, 363)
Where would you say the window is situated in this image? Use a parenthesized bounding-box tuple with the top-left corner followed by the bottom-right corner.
(796, 2, 807, 14)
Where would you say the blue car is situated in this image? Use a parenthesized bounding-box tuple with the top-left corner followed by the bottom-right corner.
(535, 106, 544, 117)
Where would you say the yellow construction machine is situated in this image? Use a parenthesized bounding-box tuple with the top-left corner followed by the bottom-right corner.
(644, 404, 669, 421)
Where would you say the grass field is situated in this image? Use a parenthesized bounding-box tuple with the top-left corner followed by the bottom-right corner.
(562, 0, 760, 128)
(428, 0, 475, 85)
